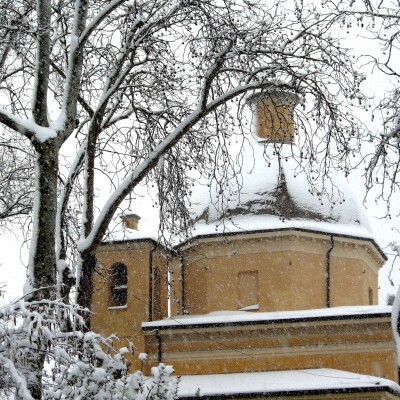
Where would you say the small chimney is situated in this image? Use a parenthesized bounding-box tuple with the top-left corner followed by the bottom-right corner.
(121, 213, 141, 230)
(248, 88, 299, 143)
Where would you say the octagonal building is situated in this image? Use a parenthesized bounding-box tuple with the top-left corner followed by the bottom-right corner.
(92, 88, 399, 399)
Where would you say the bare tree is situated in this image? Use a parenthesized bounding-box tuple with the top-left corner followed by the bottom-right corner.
(324, 0, 400, 210)
(0, 1, 387, 397)
(338, 0, 400, 364)
(0, 0, 367, 322)
(0, 132, 33, 229)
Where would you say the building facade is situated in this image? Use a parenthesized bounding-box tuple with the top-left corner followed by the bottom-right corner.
(92, 89, 399, 399)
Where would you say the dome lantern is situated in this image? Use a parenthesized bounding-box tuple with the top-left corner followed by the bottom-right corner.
(121, 213, 141, 230)
(247, 88, 299, 143)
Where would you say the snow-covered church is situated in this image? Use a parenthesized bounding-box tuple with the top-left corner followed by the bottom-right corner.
(92, 88, 400, 399)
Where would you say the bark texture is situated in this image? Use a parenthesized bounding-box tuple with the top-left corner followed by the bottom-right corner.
(77, 250, 96, 329)
(30, 141, 59, 300)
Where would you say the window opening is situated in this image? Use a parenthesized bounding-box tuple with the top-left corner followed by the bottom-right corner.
(109, 263, 128, 307)
(368, 287, 374, 306)
(237, 270, 259, 310)
(153, 267, 162, 320)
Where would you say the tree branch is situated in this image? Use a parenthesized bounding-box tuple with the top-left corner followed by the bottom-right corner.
(0, 108, 35, 140)
(32, 0, 51, 127)
(80, 0, 127, 45)
(56, 140, 86, 262)
(50, 60, 94, 118)
(57, 0, 89, 142)
(78, 79, 270, 252)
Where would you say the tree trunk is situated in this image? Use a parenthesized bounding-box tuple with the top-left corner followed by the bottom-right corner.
(28, 141, 59, 300)
(25, 350, 45, 400)
(77, 249, 97, 329)
(76, 133, 97, 328)
(24, 141, 59, 399)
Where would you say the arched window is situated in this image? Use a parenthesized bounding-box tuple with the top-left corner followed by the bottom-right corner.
(109, 263, 128, 307)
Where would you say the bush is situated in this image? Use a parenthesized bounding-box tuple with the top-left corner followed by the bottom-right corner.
(0, 300, 177, 400)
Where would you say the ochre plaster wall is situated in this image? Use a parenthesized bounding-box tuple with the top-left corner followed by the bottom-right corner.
(330, 255, 379, 307)
(184, 250, 327, 313)
(91, 241, 169, 371)
(255, 96, 296, 143)
(152, 251, 170, 321)
(92, 230, 386, 376)
(143, 317, 397, 382)
(181, 232, 383, 315)
(169, 257, 184, 317)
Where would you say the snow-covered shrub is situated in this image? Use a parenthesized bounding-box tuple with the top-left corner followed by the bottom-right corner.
(148, 364, 179, 400)
(0, 300, 178, 400)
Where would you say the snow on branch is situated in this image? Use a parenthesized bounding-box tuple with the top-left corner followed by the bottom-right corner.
(0, 298, 178, 400)
(0, 108, 57, 142)
(78, 79, 270, 252)
(80, 0, 128, 45)
(56, 0, 89, 142)
(0, 354, 34, 400)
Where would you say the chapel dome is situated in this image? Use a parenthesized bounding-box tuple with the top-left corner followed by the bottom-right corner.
(189, 142, 373, 239)
(188, 89, 373, 240)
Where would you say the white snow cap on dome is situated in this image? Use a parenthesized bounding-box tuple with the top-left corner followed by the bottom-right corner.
(105, 87, 376, 245)
(189, 136, 374, 240)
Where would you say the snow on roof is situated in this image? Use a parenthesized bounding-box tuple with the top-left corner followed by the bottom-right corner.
(188, 215, 374, 241)
(142, 305, 391, 330)
(177, 368, 400, 398)
(104, 136, 380, 250)
(188, 140, 374, 241)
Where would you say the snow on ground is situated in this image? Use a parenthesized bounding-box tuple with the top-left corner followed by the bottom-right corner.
(142, 305, 391, 329)
(177, 368, 400, 398)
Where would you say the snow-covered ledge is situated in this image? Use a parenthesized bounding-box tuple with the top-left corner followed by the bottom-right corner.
(142, 305, 392, 330)
(177, 369, 400, 399)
